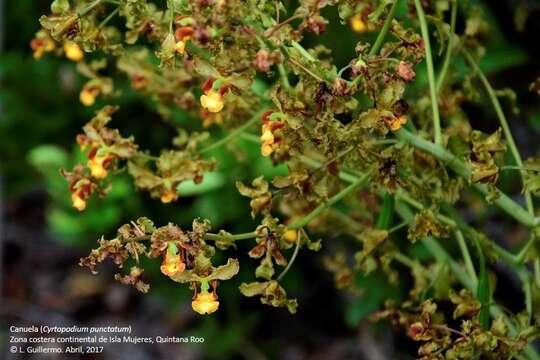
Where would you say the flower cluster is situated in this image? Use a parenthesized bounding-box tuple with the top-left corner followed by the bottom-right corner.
(80, 217, 240, 315)
(260, 111, 287, 157)
(34, 0, 540, 356)
(62, 106, 137, 210)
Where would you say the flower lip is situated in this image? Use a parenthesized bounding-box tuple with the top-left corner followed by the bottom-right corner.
(160, 188, 178, 203)
(87, 154, 111, 179)
(350, 14, 367, 33)
(71, 191, 87, 211)
(191, 290, 219, 315)
(160, 251, 185, 276)
(200, 90, 224, 113)
(64, 42, 84, 62)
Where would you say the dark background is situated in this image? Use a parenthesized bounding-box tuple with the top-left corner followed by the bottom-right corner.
(1, 0, 540, 359)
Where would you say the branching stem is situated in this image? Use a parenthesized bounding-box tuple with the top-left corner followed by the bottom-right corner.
(436, 0, 457, 92)
(200, 110, 264, 154)
(277, 230, 301, 281)
(413, 0, 442, 146)
(463, 49, 534, 216)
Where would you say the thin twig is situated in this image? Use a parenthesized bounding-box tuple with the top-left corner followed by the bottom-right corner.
(277, 230, 301, 281)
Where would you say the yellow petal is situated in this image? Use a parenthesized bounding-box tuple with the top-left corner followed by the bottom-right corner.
(200, 90, 224, 113)
(350, 14, 367, 33)
(283, 229, 298, 242)
(260, 129, 274, 142)
(261, 143, 274, 157)
(64, 43, 84, 62)
(175, 41, 186, 54)
(71, 193, 87, 211)
(160, 189, 178, 203)
(191, 291, 219, 315)
(88, 158, 108, 179)
(80, 89, 96, 107)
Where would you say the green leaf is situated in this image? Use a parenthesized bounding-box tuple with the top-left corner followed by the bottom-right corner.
(27, 145, 69, 171)
(177, 171, 225, 195)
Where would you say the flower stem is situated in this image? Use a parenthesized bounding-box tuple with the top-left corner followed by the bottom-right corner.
(393, 252, 416, 268)
(288, 172, 371, 229)
(455, 230, 478, 285)
(277, 230, 301, 281)
(204, 231, 257, 242)
(369, 0, 400, 57)
(277, 64, 291, 90)
(394, 201, 540, 360)
(395, 128, 538, 227)
(350, 0, 400, 88)
(413, 0, 442, 146)
(79, 0, 102, 17)
(242, 134, 539, 265)
(98, 7, 119, 29)
(463, 49, 534, 216)
(291, 41, 316, 62)
(200, 110, 263, 154)
(435, 0, 457, 92)
(535, 259, 540, 288)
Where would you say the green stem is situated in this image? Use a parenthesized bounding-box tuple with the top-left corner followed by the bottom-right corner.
(167, 0, 174, 34)
(289, 172, 371, 229)
(204, 231, 257, 242)
(393, 252, 416, 268)
(472, 233, 490, 330)
(455, 230, 478, 285)
(369, 0, 400, 56)
(518, 269, 533, 324)
(435, 0, 457, 92)
(98, 6, 119, 28)
(388, 220, 408, 234)
(277, 64, 291, 90)
(535, 259, 540, 288)
(395, 128, 538, 227)
(200, 111, 263, 154)
(242, 132, 538, 256)
(350, 0, 400, 88)
(516, 235, 536, 263)
(394, 202, 539, 360)
(277, 230, 301, 281)
(290, 40, 316, 62)
(413, 0, 442, 146)
(79, 0, 102, 17)
(463, 49, 534, 216)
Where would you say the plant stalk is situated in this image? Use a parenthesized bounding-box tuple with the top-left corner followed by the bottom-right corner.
(463, 49, 534, 216)
(413, 0, 442, 146)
